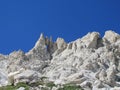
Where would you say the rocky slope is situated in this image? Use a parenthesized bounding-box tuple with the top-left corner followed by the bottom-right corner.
(0, 30, 120, 90)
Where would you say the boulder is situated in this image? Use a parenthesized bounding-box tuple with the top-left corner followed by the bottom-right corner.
(8, 68, 25, 85)
(14, 70, 40, 85)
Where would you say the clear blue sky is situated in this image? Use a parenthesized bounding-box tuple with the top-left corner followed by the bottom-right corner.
(0, 0, 120, 54)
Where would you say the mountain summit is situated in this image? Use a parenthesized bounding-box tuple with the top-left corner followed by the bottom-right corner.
(0, 30, 120, 90)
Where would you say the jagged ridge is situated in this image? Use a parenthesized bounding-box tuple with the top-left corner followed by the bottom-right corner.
(0, 30, 120, 90)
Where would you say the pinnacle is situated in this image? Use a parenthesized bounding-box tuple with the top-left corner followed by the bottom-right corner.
(40, 33, 44, 40)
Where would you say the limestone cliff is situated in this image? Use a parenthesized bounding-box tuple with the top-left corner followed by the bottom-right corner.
(0, 30, 120, 90)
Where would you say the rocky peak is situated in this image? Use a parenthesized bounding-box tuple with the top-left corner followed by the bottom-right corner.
(81, 32, 100, 48)
(34, 33, 46, 49)
(26, 33, 56, 60)
(56, 37, 67, 49)
(9, 50, 27, 61)
(103, 30, 120, 44)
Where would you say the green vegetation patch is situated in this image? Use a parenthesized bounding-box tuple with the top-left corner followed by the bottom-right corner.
(0, 85, 15, 90)
(29, 81, 45, 87)
(0, 82, 29, 90)
(46, 82, 56, 89)
(15, 82, 29, 90)
(58, 84, 83, 90)
(0, 81, 84, 90)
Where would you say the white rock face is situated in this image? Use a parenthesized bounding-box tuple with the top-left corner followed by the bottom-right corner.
(56, 38, 67, 49)
(14, 70, 41, 84)
(104, 30, 120, 43)
(0, 30, 120, 90)
(81, 32, 100, 48)
(0, 69, 8, 87)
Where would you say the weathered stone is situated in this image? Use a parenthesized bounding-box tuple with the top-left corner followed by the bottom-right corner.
(56, 38, 67, 49)
(81, 32, 100, 48)
(103, 30, 120, 43)
(0, 30, 120, 90)
(14, 70, 40, 85)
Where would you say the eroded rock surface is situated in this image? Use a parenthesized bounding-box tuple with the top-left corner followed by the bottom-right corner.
(0, 30, 120, 90)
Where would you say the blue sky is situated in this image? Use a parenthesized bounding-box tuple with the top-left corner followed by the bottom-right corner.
(0, 0, 120, 54)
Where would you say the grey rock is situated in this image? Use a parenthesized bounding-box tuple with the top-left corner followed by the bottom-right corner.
(0, 31, 120, 90)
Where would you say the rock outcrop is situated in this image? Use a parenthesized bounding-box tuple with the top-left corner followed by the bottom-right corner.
(81, 32, 100, 48)
(103, 30, 120, 43)
(14, 70, 41, 85)
(1, 30, 120, 90)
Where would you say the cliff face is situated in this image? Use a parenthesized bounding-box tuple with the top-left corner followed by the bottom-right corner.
(0, 30, 120, 90)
